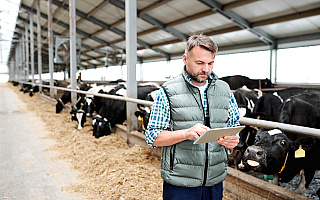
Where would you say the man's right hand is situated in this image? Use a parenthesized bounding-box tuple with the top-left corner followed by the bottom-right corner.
(185, 123, 210, 140)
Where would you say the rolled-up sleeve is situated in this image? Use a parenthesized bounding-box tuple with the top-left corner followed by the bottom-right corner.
(145, 88, 171, 148)
(227, 92, 241, 127)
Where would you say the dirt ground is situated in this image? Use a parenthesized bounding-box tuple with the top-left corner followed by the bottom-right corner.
(10, 84, 233, 200)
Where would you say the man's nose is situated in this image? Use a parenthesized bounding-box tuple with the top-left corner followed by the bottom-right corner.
(202, 64, 210, 72)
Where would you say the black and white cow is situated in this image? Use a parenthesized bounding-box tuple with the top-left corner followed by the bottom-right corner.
(244, 128, 320, 195)
(69, 97, 88, 130)
(92, 84, 127, 139)
(55, 83, 88, 113)
(278, 92, 320, 141)
(233, 86, 262, 118)
(252, 87, 320, 122)
(135, 89, 159, 132)
(227, 125, 257, 170)
(220, 75, 274, 90)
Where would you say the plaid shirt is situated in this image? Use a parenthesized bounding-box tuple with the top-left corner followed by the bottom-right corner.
(145, 76, 240, 148)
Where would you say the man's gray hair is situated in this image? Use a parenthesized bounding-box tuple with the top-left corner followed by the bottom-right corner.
(184, 34, 218, 55)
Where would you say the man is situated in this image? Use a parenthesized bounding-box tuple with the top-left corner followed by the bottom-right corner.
(145, 34, 240, 200)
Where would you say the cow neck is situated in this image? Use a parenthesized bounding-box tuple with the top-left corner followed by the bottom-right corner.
(278, 152, 289, 174)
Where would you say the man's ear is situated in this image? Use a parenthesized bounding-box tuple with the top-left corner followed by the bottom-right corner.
(183, 53, 187, 65)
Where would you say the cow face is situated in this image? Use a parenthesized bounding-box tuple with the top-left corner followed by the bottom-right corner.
(70, 106, 78, 122)
(85, 97, 95, 117)
(135, 105, 152, 132)
(92, 116, 111, 139)
(243, 129, 290, 175)
(76, 109, 86, 130)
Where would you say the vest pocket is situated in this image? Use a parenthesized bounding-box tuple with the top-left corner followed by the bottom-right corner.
(170, 144, 176, 172)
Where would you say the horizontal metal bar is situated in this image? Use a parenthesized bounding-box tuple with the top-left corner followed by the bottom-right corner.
(20, 81, 154, 106)
(19, 81, 320, 139)
(240, 117, 320, 139)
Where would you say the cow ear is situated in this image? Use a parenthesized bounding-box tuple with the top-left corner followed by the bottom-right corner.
(292, 137, 316, 152)
(134, 111, 142, 117)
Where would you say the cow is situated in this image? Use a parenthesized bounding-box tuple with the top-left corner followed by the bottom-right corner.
(92, 84, 127, 139)
(69, 97, 88, 130)
(243, 128, 320, 196)
(92, 83, 160, 138)
(278, 93, 320, 141)
(227, 125, 257, 170)
(252, 87, 320, 122)
(220, 75, 274, 90)
(135, 89, 159, 132)
(252, 92, 283, 121)
(55, 83, 88, 113)
(233, 86, 262, 118)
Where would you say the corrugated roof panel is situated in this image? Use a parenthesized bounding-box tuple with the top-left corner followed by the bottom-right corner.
(210, 30, 260, 46)
(76, 0, 104, 13)
(172, 13, 235, 35)
(77, 20, 102, 35)
(92, 3, 125, 25)
(146, 0, 208, 24)
(94, 30, 124, 43)
(157, 41, 186, 54)
(139, 30, 177, 45)
(233, 0, 320, 22)
(259, 15, 320, 38)
(82, 38, 101, 47)
(137, 48, 162, 58)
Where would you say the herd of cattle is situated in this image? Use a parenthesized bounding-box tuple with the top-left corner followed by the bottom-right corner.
(12, 75, 319, 197)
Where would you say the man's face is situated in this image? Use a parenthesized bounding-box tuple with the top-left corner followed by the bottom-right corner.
(183, 46, 215, 86)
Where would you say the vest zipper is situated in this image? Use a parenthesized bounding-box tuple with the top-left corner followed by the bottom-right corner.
(202, 85, 210, 186)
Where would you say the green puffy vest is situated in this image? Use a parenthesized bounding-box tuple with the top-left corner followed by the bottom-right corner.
(161, 68, 230, 187)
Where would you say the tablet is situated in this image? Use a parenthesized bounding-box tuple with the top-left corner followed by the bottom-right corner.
(193, 126, 245, 144)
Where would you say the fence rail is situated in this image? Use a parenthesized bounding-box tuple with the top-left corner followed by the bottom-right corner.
(18, 81, 320, 139)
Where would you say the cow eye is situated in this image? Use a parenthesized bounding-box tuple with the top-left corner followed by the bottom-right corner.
(280, 140, 287, 146)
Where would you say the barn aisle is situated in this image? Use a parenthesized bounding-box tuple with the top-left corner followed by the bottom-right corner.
(0, 83, 85, 199)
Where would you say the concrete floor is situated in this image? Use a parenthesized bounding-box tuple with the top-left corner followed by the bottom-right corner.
(0, 83, 85, 200)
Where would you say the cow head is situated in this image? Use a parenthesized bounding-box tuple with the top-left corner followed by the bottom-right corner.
(85, 97, 95, 117)
(243, 128, 291, 175)
(92, 115, 111, 139)
(135, 105, 152, 132)
(70, 106, 78, 121)
(56, 99, 65, 113)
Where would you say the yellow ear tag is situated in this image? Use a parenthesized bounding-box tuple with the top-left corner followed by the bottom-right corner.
(295, 145, 305, 158)
(138, 116, 142, 121)
(81, 103, 84, 106)
(72, 114, 75, 117)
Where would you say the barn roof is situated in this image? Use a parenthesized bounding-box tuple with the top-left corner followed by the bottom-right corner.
(6, 0, 320, 73)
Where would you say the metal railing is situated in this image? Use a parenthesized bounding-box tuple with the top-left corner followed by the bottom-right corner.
(18, 81, 320, 139)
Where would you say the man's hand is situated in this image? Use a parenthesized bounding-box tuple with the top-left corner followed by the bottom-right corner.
(217, 134, 240, 149)
(185, 123, 210, 140)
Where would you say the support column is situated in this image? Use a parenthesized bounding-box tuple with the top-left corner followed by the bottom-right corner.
(125, 0, 138, 136)
(36, 0, 42, 92)
(21, 33, 25, 80)
(48, 0, 54, 97)
(25, 22, 29, 81)
(69, 0, 77, 105)
(30, 12, 35, 83)
(270, 43, 278, 84)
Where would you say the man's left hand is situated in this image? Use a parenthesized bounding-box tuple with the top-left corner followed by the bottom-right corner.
(217, 134, 240, 149)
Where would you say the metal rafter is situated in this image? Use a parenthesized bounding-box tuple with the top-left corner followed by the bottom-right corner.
(50, 0, 170, 58)
(198, 0, 275, 44)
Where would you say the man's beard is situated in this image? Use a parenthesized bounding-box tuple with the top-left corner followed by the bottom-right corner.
(187, 70, 210, 83)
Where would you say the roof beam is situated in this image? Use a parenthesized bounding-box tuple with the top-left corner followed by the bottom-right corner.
(50, 0, 170, 58)
(110, 0, 188, 41)
(198, 0, 275, 44)
(20, 3, 111, 47)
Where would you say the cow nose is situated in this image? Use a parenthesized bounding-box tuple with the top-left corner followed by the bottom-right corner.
(245, 146, 264, 159)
